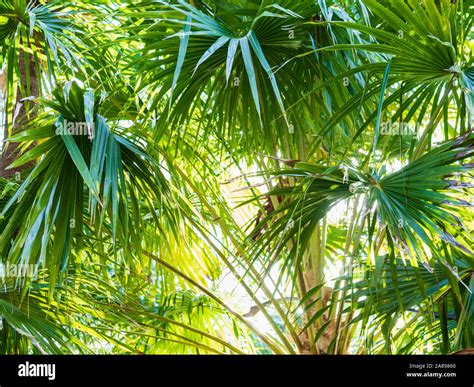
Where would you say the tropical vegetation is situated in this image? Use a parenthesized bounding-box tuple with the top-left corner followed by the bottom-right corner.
(0, 0, 473, 354)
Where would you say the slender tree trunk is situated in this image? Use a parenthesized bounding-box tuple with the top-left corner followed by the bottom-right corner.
(0, 41, 39, 180)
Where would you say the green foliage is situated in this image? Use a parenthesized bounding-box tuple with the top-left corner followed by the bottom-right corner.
(0, 0, 472, 354)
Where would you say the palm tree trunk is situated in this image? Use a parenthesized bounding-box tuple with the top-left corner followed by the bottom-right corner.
(299, 223, 337, 354)
(0, 39, 39, 179)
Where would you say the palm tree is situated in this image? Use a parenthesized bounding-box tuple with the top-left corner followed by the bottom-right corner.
(0, 0, 472, 354)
